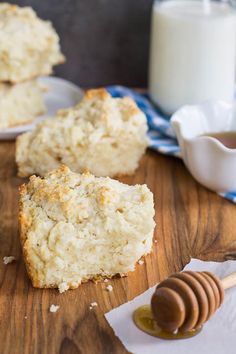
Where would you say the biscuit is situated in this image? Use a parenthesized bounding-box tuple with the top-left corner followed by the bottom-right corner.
(0, 80, 45, 128)
(19, 165, 155, 291)
(16, 88, 149, 177)
(0, 3, 65, 83)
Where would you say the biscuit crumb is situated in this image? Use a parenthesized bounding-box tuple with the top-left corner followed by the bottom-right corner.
(89, 302, 98, 310)
(138, 260, 144, 265)
(49, 304, 60, 313)
(58, 282, 69, 293)
(104, 279, 108, 283)
(106, 285, 113, 292)
(3, 256, 15, 265)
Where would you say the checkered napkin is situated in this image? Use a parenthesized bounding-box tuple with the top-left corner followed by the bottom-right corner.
(107, 85, 236, 204)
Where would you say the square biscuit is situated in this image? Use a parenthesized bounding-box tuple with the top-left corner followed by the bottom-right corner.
(19, 165, 156, 292)
(0, 3, 65, 83)
(16, 88, 149, 178)
(0, 80, 46, 128)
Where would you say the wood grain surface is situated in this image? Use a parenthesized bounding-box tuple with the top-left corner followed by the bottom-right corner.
(0, 142, 236, 354)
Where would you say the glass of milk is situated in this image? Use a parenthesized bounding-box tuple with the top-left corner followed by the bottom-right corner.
(149, 0, 236, 115)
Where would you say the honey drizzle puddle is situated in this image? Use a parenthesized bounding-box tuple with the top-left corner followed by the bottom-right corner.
(133, 305, 202, 340)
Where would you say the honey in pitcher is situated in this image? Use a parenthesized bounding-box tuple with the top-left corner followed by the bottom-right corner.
(202, 131, 236, 149)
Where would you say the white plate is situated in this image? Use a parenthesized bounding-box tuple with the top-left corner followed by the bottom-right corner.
(0, 76, 84, 140)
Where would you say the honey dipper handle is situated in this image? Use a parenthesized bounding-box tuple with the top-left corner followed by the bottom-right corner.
(221, 272, 236, 290)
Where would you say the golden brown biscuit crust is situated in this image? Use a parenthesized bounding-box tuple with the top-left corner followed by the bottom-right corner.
(19, 165, 155, 291)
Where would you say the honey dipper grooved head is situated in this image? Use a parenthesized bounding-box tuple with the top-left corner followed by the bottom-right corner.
(151, 287, 185, 332)
(151, 271, 225, 333)
(171, 272, 208, 329)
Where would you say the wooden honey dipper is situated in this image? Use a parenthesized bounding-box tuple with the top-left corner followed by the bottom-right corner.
(151, 270, 236, 334)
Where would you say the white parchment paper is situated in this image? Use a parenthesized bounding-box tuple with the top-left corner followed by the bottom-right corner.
(105, 259, 236, 354)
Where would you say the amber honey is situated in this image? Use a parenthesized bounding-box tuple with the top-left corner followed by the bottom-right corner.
(133, 305, 202, 340)
(202, 131, 236, 149)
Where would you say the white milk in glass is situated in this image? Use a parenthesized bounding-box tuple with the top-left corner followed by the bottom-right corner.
(149, 0, 236, 115)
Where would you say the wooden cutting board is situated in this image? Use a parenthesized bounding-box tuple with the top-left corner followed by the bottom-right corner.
(1, 142, 236, 354)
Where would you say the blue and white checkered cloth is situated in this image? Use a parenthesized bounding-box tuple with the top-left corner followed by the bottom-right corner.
(107, 85, 236, 204)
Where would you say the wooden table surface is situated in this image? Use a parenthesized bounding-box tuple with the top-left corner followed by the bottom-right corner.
(1, 142, 236, 354)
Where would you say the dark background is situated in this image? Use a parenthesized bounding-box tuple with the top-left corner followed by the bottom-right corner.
(3, 0, 154, 87)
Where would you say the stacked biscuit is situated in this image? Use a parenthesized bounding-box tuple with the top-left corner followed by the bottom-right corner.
(0, 3, 64, 129)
